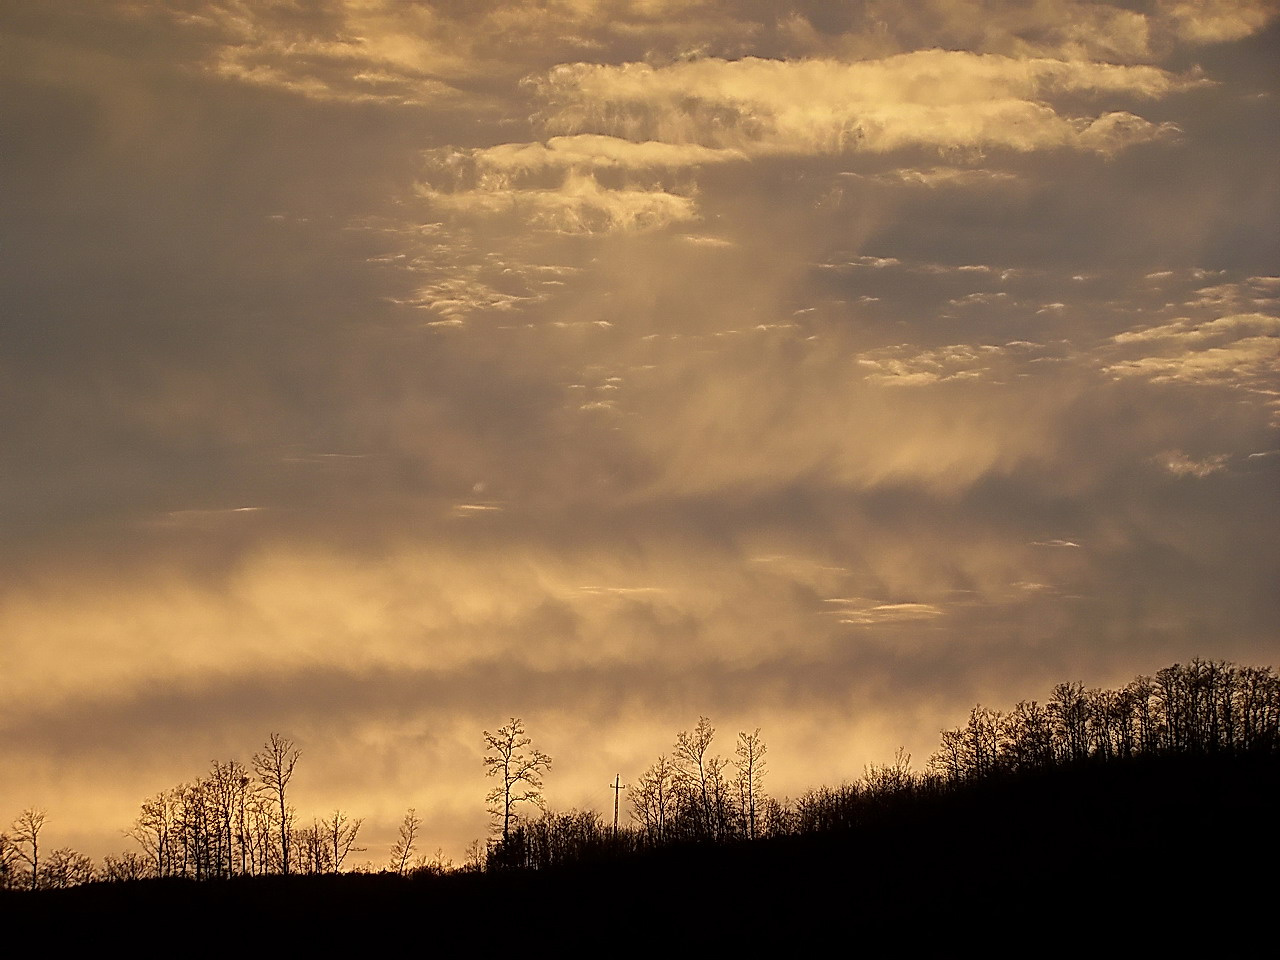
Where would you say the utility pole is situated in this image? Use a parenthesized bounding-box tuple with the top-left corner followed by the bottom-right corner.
(610, 774, 625, 838)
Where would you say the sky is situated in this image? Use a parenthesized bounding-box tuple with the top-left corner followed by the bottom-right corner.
(1, 0, 1277, 866)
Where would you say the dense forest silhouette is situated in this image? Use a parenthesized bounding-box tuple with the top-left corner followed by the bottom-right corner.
(4, 657, 1277, 944)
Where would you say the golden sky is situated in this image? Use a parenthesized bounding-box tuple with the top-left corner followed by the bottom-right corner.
(2, 0, 1278, 865)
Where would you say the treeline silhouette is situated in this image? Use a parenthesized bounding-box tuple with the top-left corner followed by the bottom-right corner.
(485, 658, 1280, 869)
(3, 658, 1277, 891)
(0, 732, 367, 889)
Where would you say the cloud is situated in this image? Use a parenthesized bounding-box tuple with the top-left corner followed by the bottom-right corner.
(466, 135, 746, 177)
(417, 170, 698, 234)
(1104, 313, 1280, 394)
(1156, 450, 1231, 477)
(106, 0, 1280, 117)
(414, 134, 737, 235)
(395, 275, 533, 320)
(825, 598, 947, 625)
(134, 0, 764, 108)
(1112, 311, 1280, 344)
(209, 47, 463, 108)
(853, 166, 1023, 189)
(173, 1, 479, 107)
(1187, 278, 1280, 313)
(535, 51, 1199, 158)
(855, 342, 1010, 387)
(1104, 337, 1280, 387)
(1157, 0, 1280, 44)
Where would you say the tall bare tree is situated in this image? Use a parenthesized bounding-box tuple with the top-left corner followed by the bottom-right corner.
(324, 809, 364, 872)
(631, 755, 678, 842)
(388, 808, 421, 875)
(253, 732, 301, 875)
(295, 821, 329, 874)
(930, 727, 966, 782)
(483, 718, 552, 842)
(734, 729, 767, 840)
(1050, 682, 1090, 762)
(1004, 700, 1054, 771)
(673, 717, 729, 839)
(40, 847, 95, 889)
(130, 790, 178, 877)
(864, 746, 913, 798)
(11, 808, 46, 891)
(0, 831, 19, 890)
(101, 851, 151, 883)
(961, 706, 1005, 778)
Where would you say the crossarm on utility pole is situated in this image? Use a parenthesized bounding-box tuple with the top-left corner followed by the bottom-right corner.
(609, 775, 626, 838)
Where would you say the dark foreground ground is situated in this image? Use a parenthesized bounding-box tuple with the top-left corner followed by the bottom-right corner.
(7, 754, 1276, 951)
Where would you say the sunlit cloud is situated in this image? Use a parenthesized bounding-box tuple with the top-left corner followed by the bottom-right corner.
(1104, 315, 1280, 391)
(535, 51, 1198, 158)
(855, 342, 1009, 387)
(1113, 312, 1280, 344)
(1158, 0, 1280, 44)
(465, 135, 746, 177)
(852, 166, 1024, 188)
(417, 171, 698, 234)
(1156, 450, 1232, 477)
(824, 598, 947, 625)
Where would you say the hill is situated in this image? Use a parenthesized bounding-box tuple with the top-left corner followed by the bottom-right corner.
(8, 751, 1275, 951)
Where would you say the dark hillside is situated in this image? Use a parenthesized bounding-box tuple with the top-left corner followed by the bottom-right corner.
(9, 752, 1275, 951)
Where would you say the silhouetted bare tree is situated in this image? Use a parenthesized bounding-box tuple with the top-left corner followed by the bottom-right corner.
(734, 729, 767, 839)
(1050, 681, 1091, 763)
(1003, 700, 1055, 771)
(630, 755, 678, 842)
(253, 733, 300, 875)
(0, 830, 19, 890)
(324, 809, 364, 872)
(930, 728, 965, 782)
(11, 808, 46, 891)
(204, 758, 253, 877)
(673, 716, 730, 839)
(101, 851, 151, 882)
(130, 790, 178, 877)
(388, 808, 421, 875)
(462, 838, 486, 873)
(483, 718, 551, 844)
(962, 706, 1005, 778)
(864, 747, 913, 799)
(40, 847, 94, 889)
(295, 820, 329, 874)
